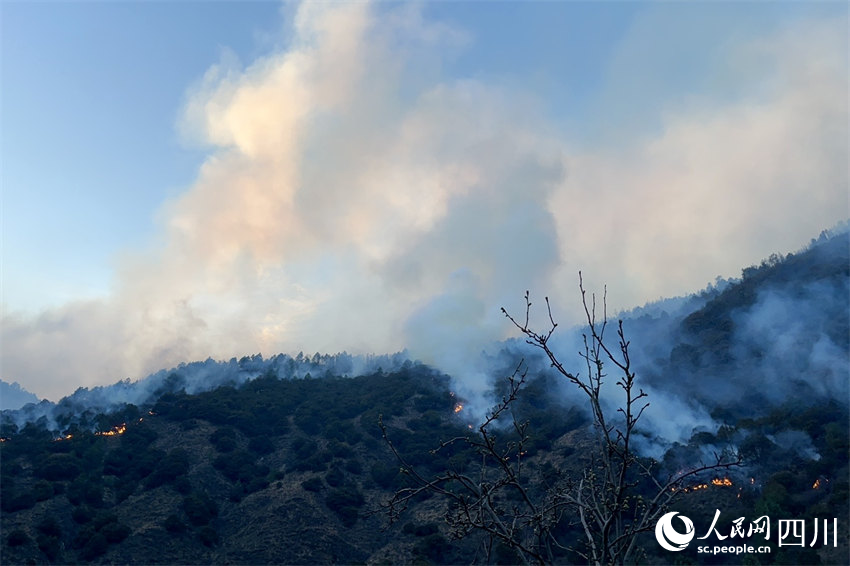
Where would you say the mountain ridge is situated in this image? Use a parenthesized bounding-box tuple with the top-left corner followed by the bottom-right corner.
(4, 226, 846, 434)
(1, 227, 847, 564)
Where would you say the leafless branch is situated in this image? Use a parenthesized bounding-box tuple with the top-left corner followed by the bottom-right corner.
(382, 275, 741, 565)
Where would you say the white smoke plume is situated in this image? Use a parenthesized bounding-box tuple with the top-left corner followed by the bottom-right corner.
(1, 1, 847, 408)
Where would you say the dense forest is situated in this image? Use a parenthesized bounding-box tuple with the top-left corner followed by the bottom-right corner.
(1, 230, 847, 564)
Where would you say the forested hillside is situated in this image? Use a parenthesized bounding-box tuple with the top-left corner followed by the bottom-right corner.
(1, 232, 847, 564)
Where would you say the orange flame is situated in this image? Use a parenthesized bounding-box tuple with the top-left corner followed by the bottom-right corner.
(96, 423, 127, 436)
(672, 483, 709, 493)
(453, 403, 463, 414)
(813, 479, 821, 489)
(672, 478, 732, 493)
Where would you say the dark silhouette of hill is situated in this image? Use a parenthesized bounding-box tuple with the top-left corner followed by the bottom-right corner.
(655, 229, 849, 415)
(1, 351, 412, 434)
(1, 362, 845, 564)
(1, 365, 487, 564)
(1, 228, 847, 564)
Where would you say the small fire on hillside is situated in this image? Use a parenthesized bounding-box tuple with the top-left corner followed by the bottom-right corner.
(454, 403, 463, 414)
(671, 477, 734, 494)
(96, 423, 127, 436)
(5, 413, 156, 444)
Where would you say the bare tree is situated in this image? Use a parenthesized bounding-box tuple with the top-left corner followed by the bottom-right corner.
(382, 276, 741, 565)
(382, 362, 558, 565)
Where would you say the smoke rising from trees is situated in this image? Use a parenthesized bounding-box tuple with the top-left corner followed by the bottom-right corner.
(1, 1, 846, 403)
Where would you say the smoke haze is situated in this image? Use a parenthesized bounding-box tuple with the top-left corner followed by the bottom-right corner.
(1, 1, 847, 401)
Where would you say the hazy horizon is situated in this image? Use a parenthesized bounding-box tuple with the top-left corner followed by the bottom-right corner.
(2, 1, 847, 400)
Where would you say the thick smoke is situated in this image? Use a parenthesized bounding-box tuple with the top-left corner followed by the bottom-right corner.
(1, 351, 411, 433)
(3, 228, 847, 469)
(0, 381, 40, 411)
(630, 231, 848, 459)
(494, 228, 849, 459)
(0, 1, 847, 415)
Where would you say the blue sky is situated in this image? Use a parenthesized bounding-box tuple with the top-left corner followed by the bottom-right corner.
(2, 2, 282, 310)
(1, 1, 847, 400)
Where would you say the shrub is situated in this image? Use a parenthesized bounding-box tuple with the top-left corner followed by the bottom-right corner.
(413, 533, 452, 564)
(164, 514, 186, 534)
(228, 486, 244, 502)
(413, 523, 439, 537)
(101, 521, 130, 543)
(103, 449, 131, 477)
(2, 491, 35, 512)
(326, 437, 354, 458)
(210, 428, 238, 453)
(325, 465, 345, 487)
(92, 512, 119, 531)
(248, 435, 275, 455)
(115, 480, 136, 503)
(31, 480, 54, 502)
(344, 458, 363, 475)
(183, 492, 218, 526)
(369, 462, 399, 489)
(198, 526, 219, 547)
(325, 483, 365, 527)
(72, 506, 94, 524)
(290, 436, 313, 459)
(36, 516, 62, 538)
(213, 450, 257, 482)
(301, 476, 323, 492)
(145, 448, 189, 489)
(120, 425, 158, 450)
(78, 532, 107, 561)
(67, 477, 103, 507)
(72, 525, 97, 550)
(7, 529, 30, 546)
(37, 534, 61, 562)
(38, 454, 81, 481)
(292, 450, 332, 473)
(245, 475, 269, 494)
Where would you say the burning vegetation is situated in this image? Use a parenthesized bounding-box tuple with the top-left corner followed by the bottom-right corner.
(672, 477, 734, 494)
(96, 423, 127, 437)
(48, 413, 151, 442)
(0, 360, 846, 566)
